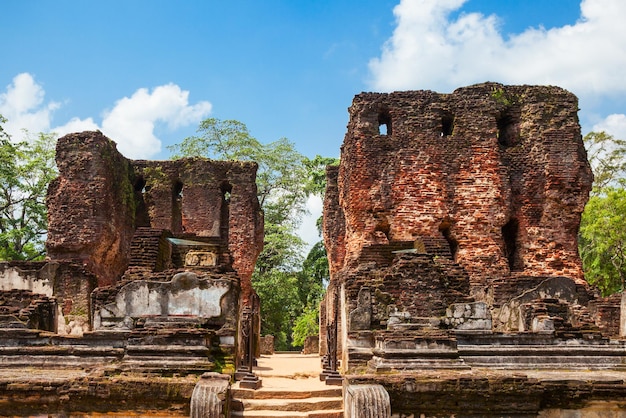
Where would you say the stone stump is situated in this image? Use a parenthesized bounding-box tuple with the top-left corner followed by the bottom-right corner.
(303, 335, 319, 354)
(344, 383, 390, 418)
(190, 372, 230, 418)
(260, 335, 274, 355)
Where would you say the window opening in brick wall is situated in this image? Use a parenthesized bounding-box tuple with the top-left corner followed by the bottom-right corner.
(222, 184, 232, 204)
(439, 220, 458, 260)
(374, 217, 391, 241)
(133, 176, 150, 227)
(497, 107, 521, 147)
(134, 177, 146, 193)
(220, 183, 232, 240)
(378, 110, 392, 136)
(502, 218, 523, 271)
(441, 113, 454, 137)
(172, 181, 184, 233)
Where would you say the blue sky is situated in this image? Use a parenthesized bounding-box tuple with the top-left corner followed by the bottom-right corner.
(2, 0, 626, 248)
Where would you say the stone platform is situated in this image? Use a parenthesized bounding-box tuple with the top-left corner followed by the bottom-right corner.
(347, 368, 626, 417)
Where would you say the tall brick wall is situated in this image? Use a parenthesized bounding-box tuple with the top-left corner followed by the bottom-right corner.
(46, 132, 263, 302)
(325, 83, 592, 296)
(47, 132, 136, 287)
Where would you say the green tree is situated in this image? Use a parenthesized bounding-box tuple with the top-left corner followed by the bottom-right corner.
(252, 269, 301, 350)
(579, 131, 626, 295)
(303, 155, 339, 197)
(579, 188, 626, 294)
(291, 241, 330, 348)
(584, 131, 626, 193)
(292, 306, 319, 347)
(0, 116, 57, 260)
(297, 241, 328, 307)
(289, 157, 337, 348)
(170, 118, 311, 349)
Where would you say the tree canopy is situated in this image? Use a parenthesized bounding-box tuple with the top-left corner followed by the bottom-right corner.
(584, 131, 626, 193)
(579, 131, 626, 295)
(0, 115, 57, 261)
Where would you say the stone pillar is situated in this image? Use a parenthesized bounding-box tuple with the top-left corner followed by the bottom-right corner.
(344, 383, 391, 418)
(190, 373, 230, 418)
(621, 291, 626, 338)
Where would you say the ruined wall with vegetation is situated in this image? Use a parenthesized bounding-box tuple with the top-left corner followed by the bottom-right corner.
(326, 83, 626, 417)
(325, 83, 593, 297)
(132, 158, 263, 303)
(46, 132, 136, 287)
(45, 131, 263, 302)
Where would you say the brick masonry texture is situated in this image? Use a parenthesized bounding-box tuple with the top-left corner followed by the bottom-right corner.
(46, 131, 263, 302)
(325, 83, 593, 297)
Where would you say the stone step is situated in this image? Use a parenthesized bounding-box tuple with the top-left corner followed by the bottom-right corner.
(233, 396, 343, 412)
(125, 344, 210, 356)
(231, 409, 343, 418)
(231, 375, 343, 418)
(232, 387, 342, 400)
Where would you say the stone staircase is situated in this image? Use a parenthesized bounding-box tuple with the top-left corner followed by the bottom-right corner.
(231, 380, 343, 417)
(231, 353, 343, 418)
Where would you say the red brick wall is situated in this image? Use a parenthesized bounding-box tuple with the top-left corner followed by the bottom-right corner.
(325, 83, 592, 296)
(47, 132, 136, 287)
(47, 132, 263, 302)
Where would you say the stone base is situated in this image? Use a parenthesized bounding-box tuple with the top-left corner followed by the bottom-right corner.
(235, 369, 262, 389)
(239, 375, 262, 390)
(459, 343, 626, 369)
(368, 355, 469, 372)
(321, 369, 343, 386)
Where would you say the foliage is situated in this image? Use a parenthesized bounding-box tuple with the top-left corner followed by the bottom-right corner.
(583, 131, 626, 193)
(292, 306, 319, 347)
(0, 117, 57, 260)
(256, 222, 305, 275)
(304, 155, 339, 237)
(297, 240, 328, 306)
(303, 155, 339, 198)
(290, 240, 330, 347)
(579, 131, 626, 295)
(579, 188, 626, 295)
(252, 269, 300, 350)
(490, 86, 519, 107)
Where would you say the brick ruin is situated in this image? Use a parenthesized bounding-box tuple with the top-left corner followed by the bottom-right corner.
(323, 83, 626, 416)
(1, 84, 626, 416)
(0, 131, 263, 415)
(43, 131, 262, 333)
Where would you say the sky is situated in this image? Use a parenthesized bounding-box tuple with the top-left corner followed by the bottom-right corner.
(2, 0, 626, 250)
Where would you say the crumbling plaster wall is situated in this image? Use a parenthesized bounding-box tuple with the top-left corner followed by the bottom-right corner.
(0, 261, 97, 334)
(325, 83, 592, 297)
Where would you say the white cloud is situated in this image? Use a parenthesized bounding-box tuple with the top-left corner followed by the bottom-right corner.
(0, 74, 212, 159)
(52, 117, 100, 138)
(297, 195, 324, 254)
(100, 84, 212, 159)
(592, 114, 626, 140)
(368, 0, 626, 100)
(0, 73, 59, 139)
